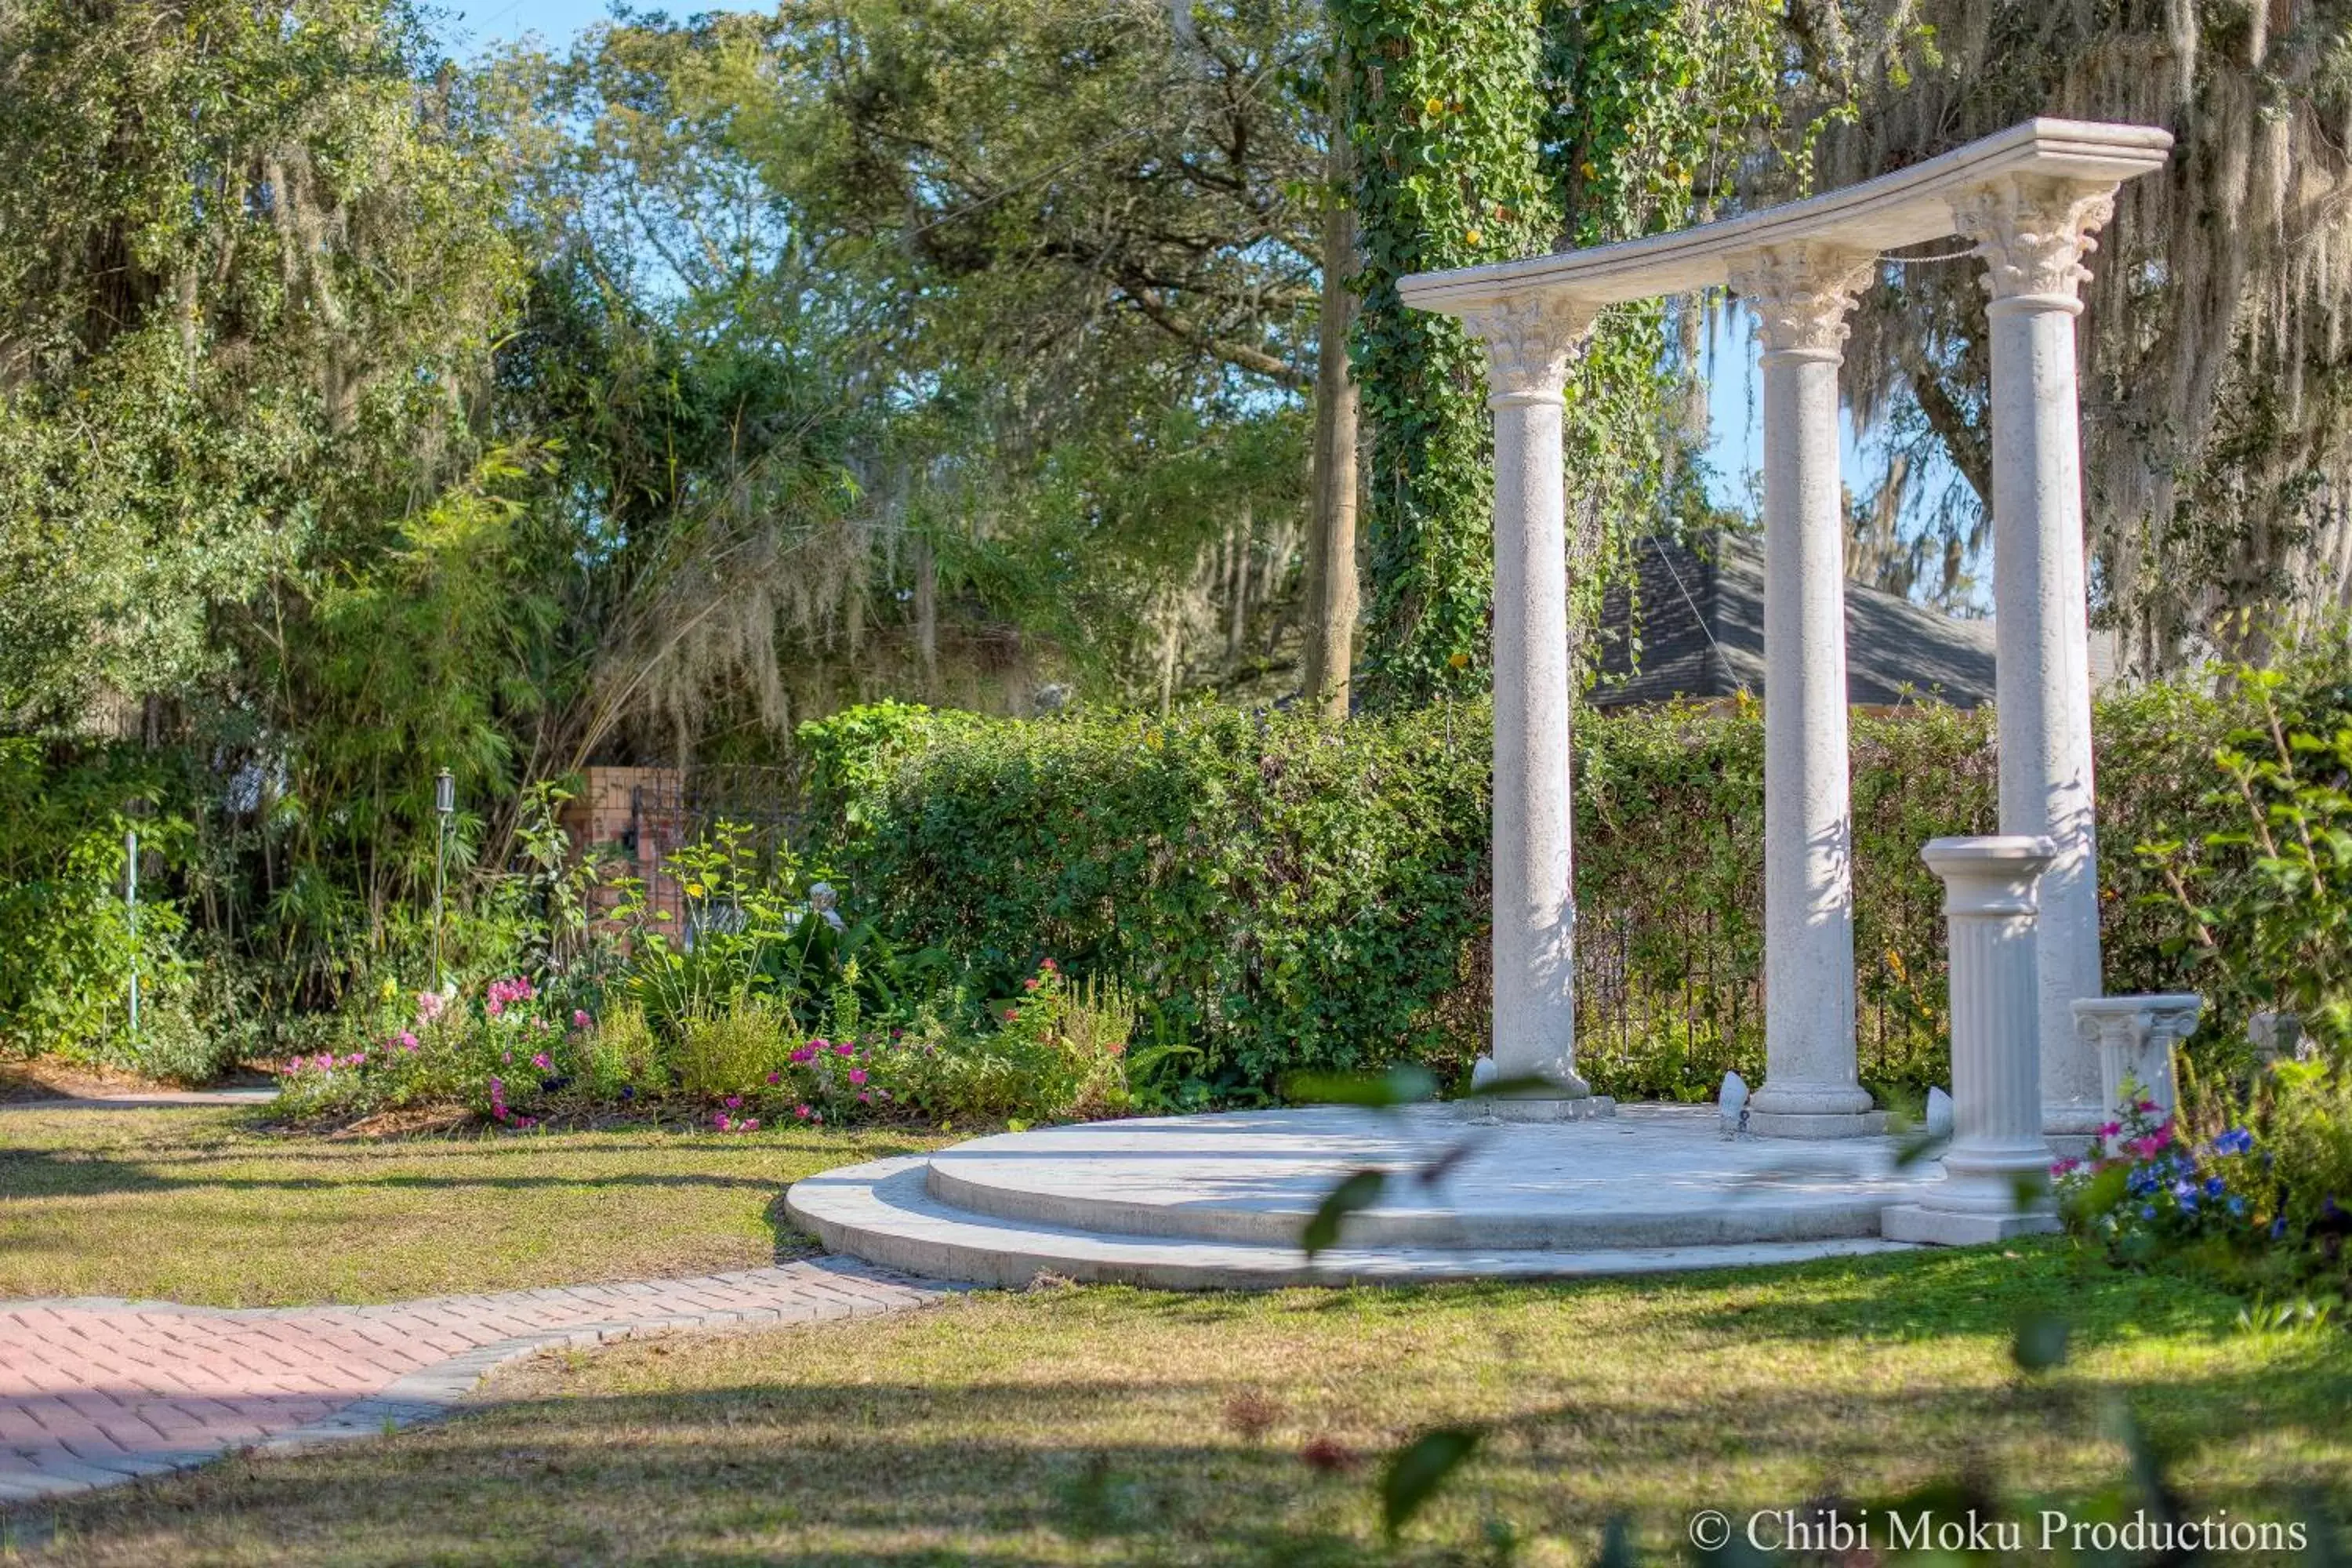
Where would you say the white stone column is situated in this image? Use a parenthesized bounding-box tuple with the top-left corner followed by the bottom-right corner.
(1727, 243, 1882, 1138)
(1460, 293, 1606, 1115)
(2071, 993, 2201, 1145)
(1883, 836, 2061, 1244)
(1952, 174, 2120, 1139)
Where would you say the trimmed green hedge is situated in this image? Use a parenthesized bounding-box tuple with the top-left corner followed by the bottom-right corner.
(800, 685, 2238, 1105)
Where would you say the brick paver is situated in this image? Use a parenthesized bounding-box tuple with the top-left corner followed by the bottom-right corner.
(0, 1258, 953, 1505)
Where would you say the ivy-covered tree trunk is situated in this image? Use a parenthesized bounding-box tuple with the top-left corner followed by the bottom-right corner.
(1301, 46, 1361, 722)
(1338, 0, 1560, 710)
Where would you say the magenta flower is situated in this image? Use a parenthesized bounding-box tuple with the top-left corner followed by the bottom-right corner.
(794, 1103, 812, 1120)
(531, 1052, 552, 1072)
(832, 1040, 855, 1058)
(724, 1095, 742, 1111)
(765, 1070, 780, 1085)
(572, 1010, 591, 1029)
(397, 1031, 419, 1051)
(789, 1045, 815, 1065)
(848, 1068, 868, 1087)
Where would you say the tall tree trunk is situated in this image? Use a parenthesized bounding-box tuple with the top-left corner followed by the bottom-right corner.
(1156, 589, 1181, 717)
(913, 531, 938, 695)
(1300, 52, 1359, 721)
(1225, 502, 1250, 665)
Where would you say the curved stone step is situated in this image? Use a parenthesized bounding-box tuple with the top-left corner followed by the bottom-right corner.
(785, 1155, 1920, 1291)
(924, 1104, 1923, 1252)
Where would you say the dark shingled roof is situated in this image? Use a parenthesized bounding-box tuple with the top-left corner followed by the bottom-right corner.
(1591, 531, 1998, 709)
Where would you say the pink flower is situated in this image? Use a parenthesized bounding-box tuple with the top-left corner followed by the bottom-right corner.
(765, 1070, 780, 1085)
(572, 1010, 591, 1029)
(858, 1091, 873, 1105)
(416, 992, 445, 1022)
(531, 1052, 552, 1072)
(1023, 978, 1040, 992)
(848, 1068, 868, 1087)
(724, 1095, 742, 1111)
(485, 999, 504, 1018)
(397, 1031, 419, 1051)
(713, 1112, 732, 1130)
(1040, 957, 1058, 973)
(1004, 1008, 1018, 1022)
(833, 1040, 855, 1058)
(2051, 1157, 2081, 1176)
(2098, 1121, 2122, 1138)
(740, 1119, 760, 1131)
(794, 1104, 812, 1120)
(789, 1045, 815, 1065)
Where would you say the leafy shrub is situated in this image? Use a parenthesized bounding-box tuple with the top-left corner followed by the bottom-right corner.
(674, 1007, 792, 1099)
(798, 689, 2237, 1104)
(2139, 654, 2352, 1054)
(0, 739, 192, 1065)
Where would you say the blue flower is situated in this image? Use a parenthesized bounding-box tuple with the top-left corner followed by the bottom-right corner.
(2141, 1205, 2158, 1221)
(2203, 1175, 2226, 1198)
(2212, 1127, 2254, 1157)
(2271, 1216, 2288, 1240)
(2228, 1196, 2246, 1216)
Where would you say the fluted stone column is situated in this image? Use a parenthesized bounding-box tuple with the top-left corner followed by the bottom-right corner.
(1727, 243, 1882, 1138)
(1883, 836, 2060, 1245)
(1461, 294, 1610, 1117)
(2071, 993, 2201, 1145)
(1953, 174, 2121, 1139)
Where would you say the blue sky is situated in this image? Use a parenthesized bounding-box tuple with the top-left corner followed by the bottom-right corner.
(435, 0, 616, 56)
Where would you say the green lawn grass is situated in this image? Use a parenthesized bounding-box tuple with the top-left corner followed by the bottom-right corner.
(0, 1105, 946, 1306)
(17, 1245, 2350, 1565)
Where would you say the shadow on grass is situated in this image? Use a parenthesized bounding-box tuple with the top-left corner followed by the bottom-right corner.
(20, 1353, 2351, 1566)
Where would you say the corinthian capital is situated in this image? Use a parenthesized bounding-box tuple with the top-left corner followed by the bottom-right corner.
(1726, 242, 1877, 358)
(1950, 173, 2118, 307)
(1457, 293, 1599, 401)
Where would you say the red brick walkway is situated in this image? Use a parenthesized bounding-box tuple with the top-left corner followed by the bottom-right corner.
(0, 1258, 950, 1505)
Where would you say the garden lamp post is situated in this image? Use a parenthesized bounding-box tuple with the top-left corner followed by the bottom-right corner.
(125, 827, 139, 1042)
(434, 768, 456, 991)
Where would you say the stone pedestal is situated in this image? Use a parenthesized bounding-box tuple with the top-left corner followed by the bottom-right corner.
(2071, 993, 2201, 1145)
(1882, 836, 2061, 1245)
(1953, 175, 2122, 1139)
(1461, 296, 1600, 1098)
(1728, 243, 1882, 1139)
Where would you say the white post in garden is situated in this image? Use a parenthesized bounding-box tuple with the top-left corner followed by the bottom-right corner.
(1459, 295, 1610, 1116)
(1883, 836, 2061, 1244)
(1727, 243, 1883, 1138)
(1952, 173, 2124, 1141)
(2070, 993, 2202, 1144)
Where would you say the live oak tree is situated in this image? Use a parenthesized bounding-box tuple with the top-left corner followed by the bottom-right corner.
(1803, 0, 2352, 670)
(0, 0, 518, 729)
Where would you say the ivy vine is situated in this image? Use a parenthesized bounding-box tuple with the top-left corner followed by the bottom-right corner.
(1341, 0, 1780, 710)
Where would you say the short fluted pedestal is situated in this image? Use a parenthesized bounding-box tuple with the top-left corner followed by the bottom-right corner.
(2071, 994, 2201, 1150)
(1882, 836, 2062, 1245)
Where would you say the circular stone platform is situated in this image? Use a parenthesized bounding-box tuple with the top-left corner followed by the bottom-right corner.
(786, 1104, 1939, 1290)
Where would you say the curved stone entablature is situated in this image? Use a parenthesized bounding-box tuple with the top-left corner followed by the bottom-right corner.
(1397, 118, 2169, 318)
(1397, 118, 2172, 1142)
